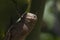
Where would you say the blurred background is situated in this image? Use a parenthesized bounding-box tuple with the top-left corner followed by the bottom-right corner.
(40, 0, 60, 40)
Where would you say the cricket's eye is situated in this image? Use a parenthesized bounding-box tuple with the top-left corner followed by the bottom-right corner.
(34, 16, 36, 18)
(34, 15, 37, 18)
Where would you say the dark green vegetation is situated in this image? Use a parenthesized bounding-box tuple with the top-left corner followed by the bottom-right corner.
(0, 0, 29, 40)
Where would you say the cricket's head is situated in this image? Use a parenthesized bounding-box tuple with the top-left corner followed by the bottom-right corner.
(25, 13, 37, 23)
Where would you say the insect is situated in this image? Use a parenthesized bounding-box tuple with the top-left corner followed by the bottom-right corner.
(4, 13, 37, 40)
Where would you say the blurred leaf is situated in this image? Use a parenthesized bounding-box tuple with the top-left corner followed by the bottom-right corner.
(40, 32, 54, 40)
